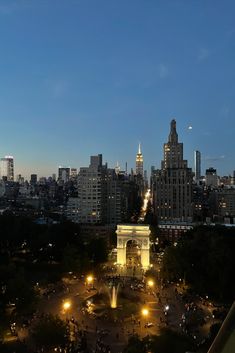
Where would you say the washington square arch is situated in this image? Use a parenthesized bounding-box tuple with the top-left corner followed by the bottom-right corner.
(116, 224, 151, 270)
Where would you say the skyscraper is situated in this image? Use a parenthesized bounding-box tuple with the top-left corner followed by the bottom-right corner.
(152, 119, 193, 221)
(70, 168, 78, 181)
(0, 156, 14, 181)
(76, 154, 106, 223)
(136, 143, 143, 176)
(30, 174, 37, 185)
(58, 167, 70, 183)
(205, 168, 218, 187)
(67, 156, 137, 225)
(194, 150, 201, 183)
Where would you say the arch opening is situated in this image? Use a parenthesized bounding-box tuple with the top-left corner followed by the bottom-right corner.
(126, 239, 141, 268)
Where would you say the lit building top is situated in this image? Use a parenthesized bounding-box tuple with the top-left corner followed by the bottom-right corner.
(136, 143, 144, 176)
(162, 119, 187, 169)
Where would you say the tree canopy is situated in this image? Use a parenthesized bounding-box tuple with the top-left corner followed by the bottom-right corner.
(123, 329, 195, 353)
(31, 314, 68, 349)
(162, 225, 235, 302)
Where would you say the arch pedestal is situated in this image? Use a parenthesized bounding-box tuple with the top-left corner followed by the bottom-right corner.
(116, 224, 151, 270)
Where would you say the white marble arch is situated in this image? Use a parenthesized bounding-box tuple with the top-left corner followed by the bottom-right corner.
(116, 224, 151, 270)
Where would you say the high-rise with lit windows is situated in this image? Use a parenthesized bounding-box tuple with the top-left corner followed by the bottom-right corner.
(136, 143, 143, 177)
(152, 119, 193, 221)
(76, 154, 106, 224)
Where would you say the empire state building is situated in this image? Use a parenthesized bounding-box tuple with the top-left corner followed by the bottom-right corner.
(136, 143, 143, 176)
(152, 120, 193, 221)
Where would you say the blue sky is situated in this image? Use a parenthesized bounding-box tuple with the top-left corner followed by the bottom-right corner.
(0, 0, 234, 178)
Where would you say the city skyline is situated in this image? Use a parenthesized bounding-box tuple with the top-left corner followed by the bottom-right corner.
(0, 122, 233, 180)
(0, 1, 234, 178)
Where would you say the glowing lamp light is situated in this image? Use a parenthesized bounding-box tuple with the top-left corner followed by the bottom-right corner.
(87, 275, 93, 284)
(142, 308, 149, 317)
(63, 301, 71, 310)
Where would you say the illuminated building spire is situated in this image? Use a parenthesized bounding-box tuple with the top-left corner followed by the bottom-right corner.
(136, 143, 143, 176)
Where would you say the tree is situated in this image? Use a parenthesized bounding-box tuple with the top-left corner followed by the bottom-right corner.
(123, 335, 145, 353)
(32, 314, 67, 349)
(0, 341, 31, 353)
(5, 268, 36, 313)
(144, 201, 158, 227)
(62, 244, 88, 272)
(87, 238, 108, 265)
(162, 226, 235, 302)
(147, 329, 195, 353)
(123, 330, 195, 353)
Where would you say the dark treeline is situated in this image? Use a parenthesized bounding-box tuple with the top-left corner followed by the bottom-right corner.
(0, 213, 108, 268)
(0, 213, 108, 315)
(123, 329, 196, 353)
(162, 225, 235, 302)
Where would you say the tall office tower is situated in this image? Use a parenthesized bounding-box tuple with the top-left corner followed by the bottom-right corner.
(16, 174, 24, 184)
(30, 174, 37, 185)
(0, 156, 14, 181)
(106, 169, 123, 224)
(205, 168, 218, 187)
(152, 119, 193, 221)
(67, 157, 142, 224)
(58, 167, 70, 183)
(70, 168, 78, 181)
(77, 154, 106, 224)
(90, 154, 102, 167)
(216, 187, 235, 219)
(136, 143, 143, 176)
(194, 150, 201, 183)
(150, 166, 156, 193)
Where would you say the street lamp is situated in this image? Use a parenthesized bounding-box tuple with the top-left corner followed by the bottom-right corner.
(86, 274, 94, 290)
(147, 279, 154, 288)
(141, 308, 149, 335)
(86, 275, 93, 285)
(63, 300, 71, 318)
(63, 300, 71, 311)
(142, 308, 149, 317)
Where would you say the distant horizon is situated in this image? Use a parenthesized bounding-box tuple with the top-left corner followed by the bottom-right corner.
(0, 1, 234, 179)
(3, 134, 234, 181)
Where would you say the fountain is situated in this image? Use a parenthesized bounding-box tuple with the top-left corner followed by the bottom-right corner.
(106, 280, 120, 309)
(110, 284, 119, 309)
(82, 279, 141, 321)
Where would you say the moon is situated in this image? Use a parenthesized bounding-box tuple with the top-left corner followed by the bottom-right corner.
(188, 125, 193, 130)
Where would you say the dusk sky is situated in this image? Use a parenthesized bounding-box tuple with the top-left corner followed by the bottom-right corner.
(0, 0, 234, 179)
